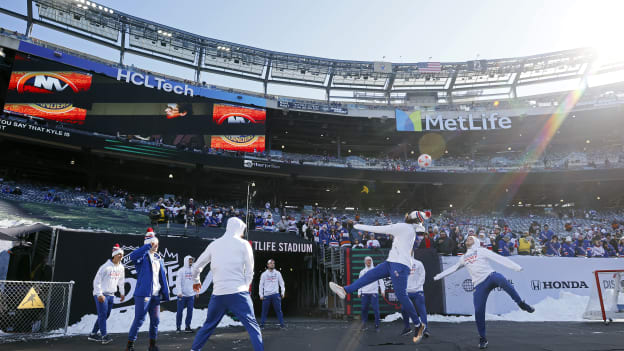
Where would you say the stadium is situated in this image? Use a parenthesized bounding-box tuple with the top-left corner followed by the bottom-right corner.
(0, 0, 623, 350)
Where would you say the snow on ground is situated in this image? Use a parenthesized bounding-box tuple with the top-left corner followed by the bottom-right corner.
(63, 307, 241, 336)
(383, 291, 598, 323)
(0, 218, 37, 228)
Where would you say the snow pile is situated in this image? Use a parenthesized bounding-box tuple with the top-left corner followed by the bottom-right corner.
(65, 307, 241, 335)
(383, 291, 591, 323)
(0, 218, 37, 228)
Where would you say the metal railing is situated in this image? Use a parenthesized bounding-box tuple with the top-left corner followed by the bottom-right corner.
(0, 280, 74, 341)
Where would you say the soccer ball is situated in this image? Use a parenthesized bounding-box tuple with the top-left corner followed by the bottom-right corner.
(418, 154, 432, 168)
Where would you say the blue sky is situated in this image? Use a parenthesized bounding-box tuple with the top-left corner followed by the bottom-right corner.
(0, 0, 621, 97)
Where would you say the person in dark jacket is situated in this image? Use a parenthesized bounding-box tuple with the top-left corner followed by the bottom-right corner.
(126, 228, 170, 351)
(435, 231, 455, 255)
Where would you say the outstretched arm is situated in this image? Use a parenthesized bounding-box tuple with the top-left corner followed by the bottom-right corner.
(482, 249, 522, 271)
(433, 259, 464, 281)
(353, 223, 404, 236)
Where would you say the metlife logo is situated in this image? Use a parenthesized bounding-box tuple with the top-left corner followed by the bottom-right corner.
(396, 109, 512, 132)
(530, 280, 589, 291)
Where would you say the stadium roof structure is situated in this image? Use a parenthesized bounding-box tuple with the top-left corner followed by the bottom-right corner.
(3, 0, 624, 105)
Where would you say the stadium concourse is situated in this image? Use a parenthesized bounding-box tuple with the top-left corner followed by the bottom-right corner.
(1, 320, 622, 351)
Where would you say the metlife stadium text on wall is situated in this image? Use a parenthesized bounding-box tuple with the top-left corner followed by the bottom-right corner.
(396, 109, 512, 132)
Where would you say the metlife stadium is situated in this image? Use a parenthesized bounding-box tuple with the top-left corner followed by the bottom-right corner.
(0, 1, 623, 350)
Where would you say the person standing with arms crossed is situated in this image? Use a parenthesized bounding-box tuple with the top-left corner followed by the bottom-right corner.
(259, 259, 286, 329)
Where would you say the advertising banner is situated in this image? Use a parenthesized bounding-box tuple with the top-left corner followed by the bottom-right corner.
(211, 135, 265, 152)
(441, 256, 624, 315)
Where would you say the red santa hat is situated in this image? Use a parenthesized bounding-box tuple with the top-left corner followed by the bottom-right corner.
(144, 228, 157, 245)
(409, 210, 431, 222)
(112, 244, 124, 257)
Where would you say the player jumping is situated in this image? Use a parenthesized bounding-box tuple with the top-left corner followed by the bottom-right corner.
(329, 210, 430, 344)
(434, 236, 535, 349)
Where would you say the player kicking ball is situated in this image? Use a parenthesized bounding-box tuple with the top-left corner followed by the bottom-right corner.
(434, 236, 535, 349)
(329, 210, 431, 344)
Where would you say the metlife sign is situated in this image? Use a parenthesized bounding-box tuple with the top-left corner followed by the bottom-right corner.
(396, 109, 512, 132)
(440, 256, 622, 315)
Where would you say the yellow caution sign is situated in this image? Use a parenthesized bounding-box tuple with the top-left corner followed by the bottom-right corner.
(17, 287, 45, 309)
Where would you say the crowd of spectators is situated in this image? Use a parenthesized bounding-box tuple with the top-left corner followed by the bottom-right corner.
(2, 178, 624, 259)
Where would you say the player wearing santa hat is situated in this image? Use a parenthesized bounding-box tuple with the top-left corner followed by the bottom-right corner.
(329, 210, 431, 344)
(125, 228, 170, 351)
(88, 244, 126, 344)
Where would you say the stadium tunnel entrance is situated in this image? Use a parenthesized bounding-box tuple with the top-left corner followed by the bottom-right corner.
(251, 249, 318, 318)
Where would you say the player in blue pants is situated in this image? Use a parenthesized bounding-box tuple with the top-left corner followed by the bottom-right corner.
(400, 257, 428, 337)
(434, 236, 534, 349)
(329, 210, 431, 344)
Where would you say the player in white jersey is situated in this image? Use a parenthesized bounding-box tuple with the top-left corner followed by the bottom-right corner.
(434, 236, 535, 349)
(329, 210, 431, 344)
(88, 244, 126, 345)
(258, 259, 286, 328)
(357, 256, 385, 331)
(400, 257, 429, 338)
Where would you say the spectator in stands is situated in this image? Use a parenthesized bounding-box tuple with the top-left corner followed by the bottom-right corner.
(44, 192, 53, 201)
(366, 234, 381, 248)
(589, 239, 606, 257)
(618, 237, 624, 257)
(352, 239, 364, 249)
(263, 214, 275, 232)
(606, 233, 618, 251)
(478, 231, 492, 250)
(603, 238, 617, 257)
(88, 194, 96, 207)
(454, 234, 467, 256)
(186, 198, 196, 212)
(328, 229, 340, 247)
(287, 217, 298, 234)
(497, 235, 513, 256)
(11, 186, 22, 195)
(419, 231, 434, 249)
(517, 231, 533, 255)
(254, 214, 264, 230)
(545, 235, 561, 256)
(562, 236, 576, 257)
(435, 230, 455, 256)
(575, 233, 590, 257)
(276, 216, 288, 232)
(539, 224, 554, 244)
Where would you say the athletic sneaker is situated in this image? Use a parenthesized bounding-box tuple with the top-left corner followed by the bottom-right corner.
(413, 323, 425, 344)
(374, 325, 380, 333)
(359, 323, 367, 331)
(184, 326, 194, 333)
(280, 324, 287, 329)
(87, 333, 100, 342)
(479, 337, 488, 349)
(176, 328, 181, 334)
(329, 282, 346, 299)
(424, 328, 431, 338)
(518, 301, 535, 313)
(399, 327, 411, 336)
(101, 335, 113, 344)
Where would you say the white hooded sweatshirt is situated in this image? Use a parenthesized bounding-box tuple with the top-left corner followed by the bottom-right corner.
(407, 258, 426, 293)
(358, 256, 386, 295)
(92, 259, 125, 296)
(259, 269, 285, 298)
(353, 222, 425, 268)
(175, 255, 196, 297)
(434, 237, 522, 287)
(193, 217, 254, 296)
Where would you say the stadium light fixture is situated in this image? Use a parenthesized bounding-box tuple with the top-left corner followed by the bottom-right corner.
(168, 173, 173, 179)
(281, 145, 285, 149)
(507, 147, 512, 151)
(410, 150, 414, 154)
(251, 181, 256, 187)
(326, 189, 331, 192)
(348, 149, 351, 153)
(586, 139, 591, 144)
(596, 196, 601, 200)
(396, 189, 401, 194)
(109, 9, 113, 14)
(315, 203, 318, 206)
(449, 204, 453, 208)
(560, 199, 564, 202)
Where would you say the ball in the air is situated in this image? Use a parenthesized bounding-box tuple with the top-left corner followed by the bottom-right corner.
(418, 154, 432, 168)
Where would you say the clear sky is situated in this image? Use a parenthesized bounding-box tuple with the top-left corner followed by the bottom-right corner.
(1, 0, 622, 97)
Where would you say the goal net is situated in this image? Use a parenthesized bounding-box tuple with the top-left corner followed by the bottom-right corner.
(583, 270, 624, 322)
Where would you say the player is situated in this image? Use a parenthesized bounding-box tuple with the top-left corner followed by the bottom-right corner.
(259, 259, 286, 329)
(125, 229, 170, 351)
(190, 217, 263, 351)
(400, 257, 428, 338)
(88, 244, 126, 344)
(175, 255, 196, 333)
(357, 256, 385, 331)
(434, 236, 534, 349)
(329, 210, 431, 344)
